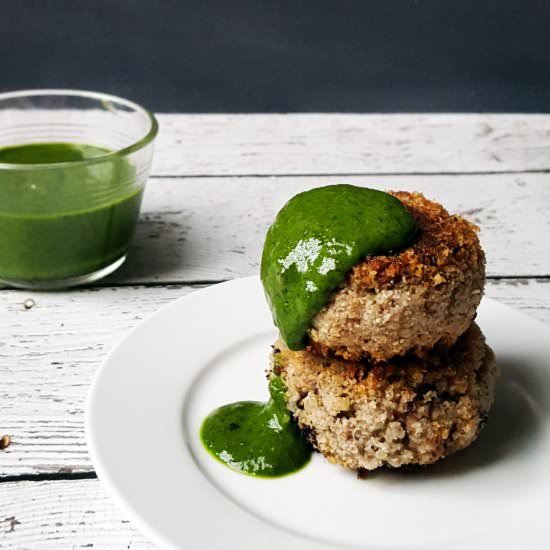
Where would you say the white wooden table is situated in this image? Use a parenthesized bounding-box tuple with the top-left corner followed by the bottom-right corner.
(1, 114, 549, 549)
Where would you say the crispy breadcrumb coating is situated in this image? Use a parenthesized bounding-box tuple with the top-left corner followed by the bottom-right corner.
(273, 323, 496, 472)
(309, 191, 485, 362)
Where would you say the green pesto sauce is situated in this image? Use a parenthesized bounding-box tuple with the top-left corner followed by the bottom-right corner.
(200, 376, 312, 478)
(261, 185, 417, 349)
(0, 142, 106, 164)
(0, 142, 142, 282)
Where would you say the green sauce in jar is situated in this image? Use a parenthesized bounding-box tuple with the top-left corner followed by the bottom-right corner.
(0, 142, 142, 284)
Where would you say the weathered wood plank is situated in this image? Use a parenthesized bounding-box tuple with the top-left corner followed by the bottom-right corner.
(108, 173, 550, 284)
(0, 285, 194, 476)
(0, 279, 548, 477)
(485, 278, 550, 323)
(152, 114, 550, 176)
(0, 479, 153, 549)
(1, 173, 545, 289)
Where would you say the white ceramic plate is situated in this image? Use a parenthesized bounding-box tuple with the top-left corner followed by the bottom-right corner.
(87, 276, 550, 550)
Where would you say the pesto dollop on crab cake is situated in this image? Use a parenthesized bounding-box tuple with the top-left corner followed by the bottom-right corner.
(308, 191, 485, 362)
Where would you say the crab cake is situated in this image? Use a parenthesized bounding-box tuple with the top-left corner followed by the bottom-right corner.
(272, 323, 496, 472)
(308, 192, 485, 362)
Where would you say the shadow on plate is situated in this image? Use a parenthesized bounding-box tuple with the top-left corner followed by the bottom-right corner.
(374, 356, 547, 482)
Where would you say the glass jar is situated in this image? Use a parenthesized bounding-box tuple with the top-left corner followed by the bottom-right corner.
(0, 89, 158, 289)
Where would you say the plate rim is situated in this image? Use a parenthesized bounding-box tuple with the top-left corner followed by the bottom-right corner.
(86, 275, 550, 550)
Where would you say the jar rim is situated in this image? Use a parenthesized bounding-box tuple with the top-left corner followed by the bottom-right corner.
(0, 89, 159, 170)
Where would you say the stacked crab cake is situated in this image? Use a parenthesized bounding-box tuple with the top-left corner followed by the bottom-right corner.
(264, 188, 496, 473)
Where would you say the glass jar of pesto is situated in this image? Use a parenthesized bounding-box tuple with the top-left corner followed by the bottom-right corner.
(0, 89, 158, 289)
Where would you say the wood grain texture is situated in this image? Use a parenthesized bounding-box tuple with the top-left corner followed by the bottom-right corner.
(0, 479, 153, 549)
(108, 173, 550, 284)
(0, 279, 549, 477)
(0, 285, 195, 476)
(2, 113, 549, 549)
(152, 114, 550, 176)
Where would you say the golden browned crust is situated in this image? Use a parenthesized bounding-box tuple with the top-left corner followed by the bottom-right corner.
(308, 191, 486, 362)
(350, 191, 485, 291)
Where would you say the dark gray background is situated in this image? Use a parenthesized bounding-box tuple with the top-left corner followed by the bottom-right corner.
(1, 0, 549, 112)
